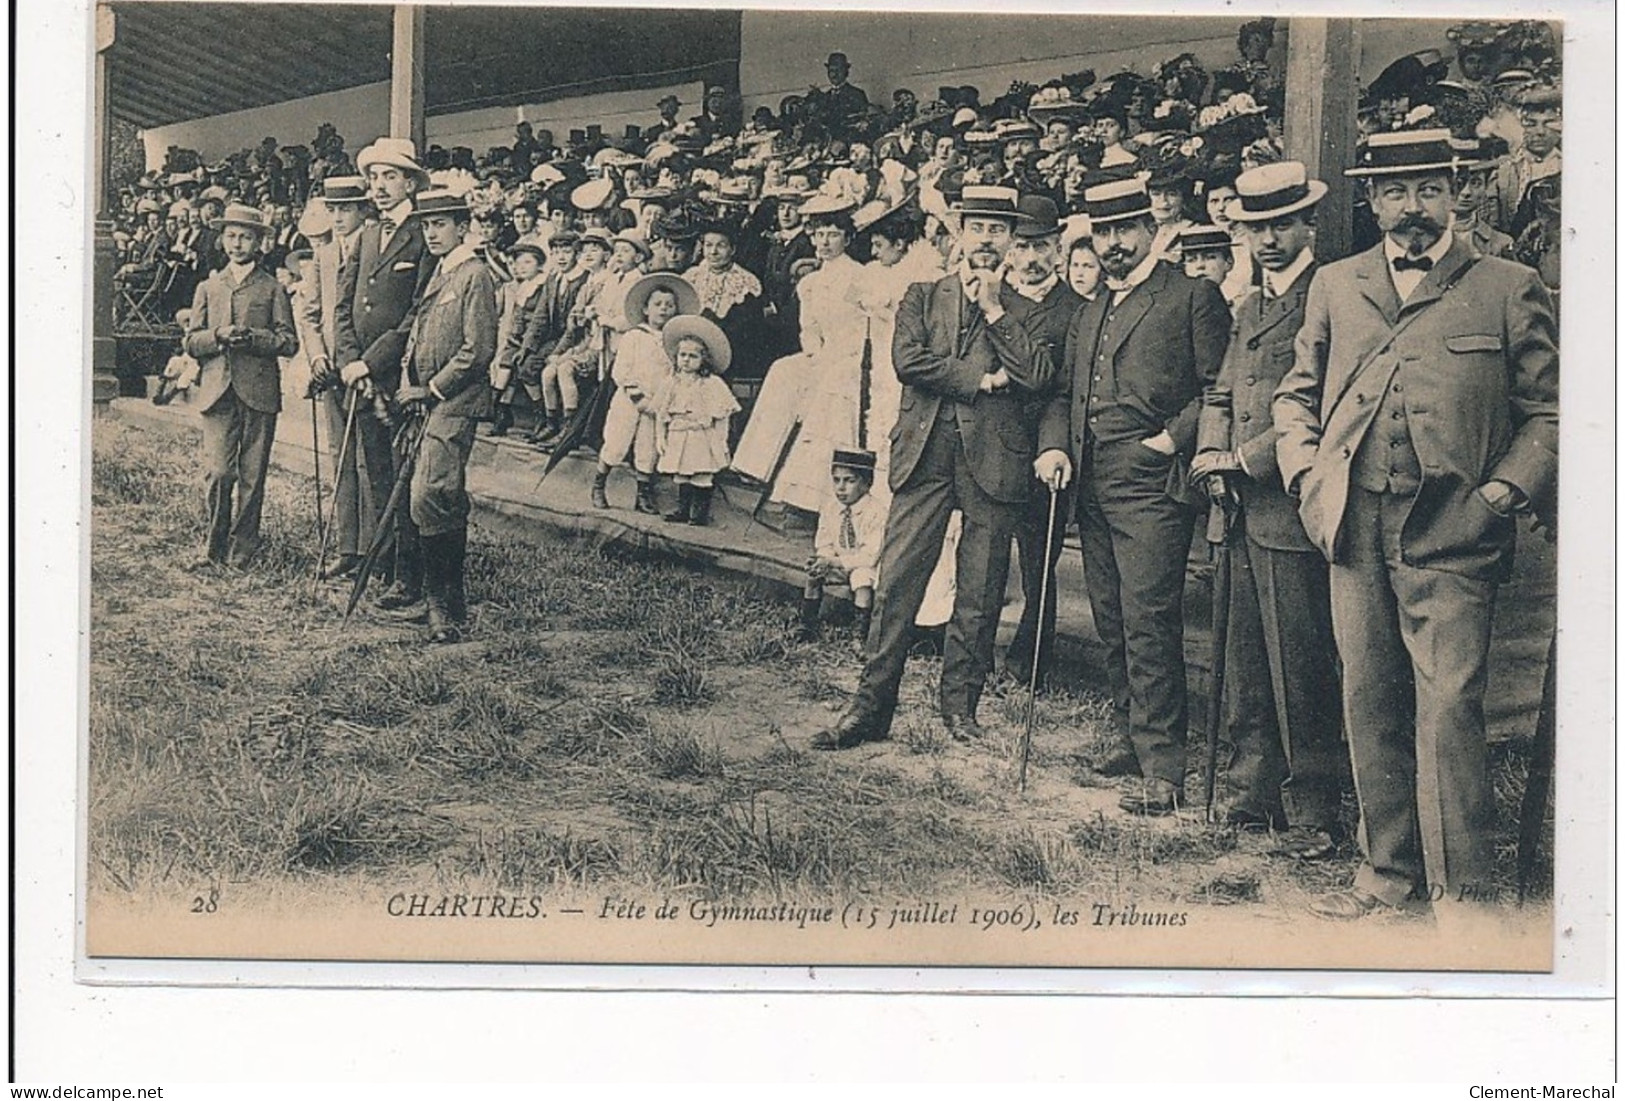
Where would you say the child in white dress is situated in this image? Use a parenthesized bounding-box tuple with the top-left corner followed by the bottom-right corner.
(652, 315, 741, 526)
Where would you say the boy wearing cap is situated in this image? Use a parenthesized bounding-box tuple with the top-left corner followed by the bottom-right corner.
(1034, 177, 1231, 815)
(536, 227, 617, 447)
(510, 230, 589, 441)
(1273, 129, 1558, 920)
(803, 449, 885, 645)
(334, 138, 432, 610)
(1190, 162, 1345, 857)
(1178, 224, 1237, 302)
(382, 190, 499, 643)
(1490, 83, 1561, 235)
(183, 203, 299, 570)
(815, 185, 1054, 750)
(1450, 139, 1515, 261)
(487, 241, 549, 437)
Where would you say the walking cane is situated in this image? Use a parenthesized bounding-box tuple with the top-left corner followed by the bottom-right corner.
(1018, 479, 1061, 794)
(310, 387, 359, 598)
(308, 387, 325, 548)
(1202, 481, 1237, 823)
(343, 415, 426, 625)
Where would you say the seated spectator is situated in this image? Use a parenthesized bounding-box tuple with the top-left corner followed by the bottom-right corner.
(801, 448, 884, 644)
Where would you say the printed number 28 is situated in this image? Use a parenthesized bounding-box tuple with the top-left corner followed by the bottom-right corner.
(191, 888, 219, 914)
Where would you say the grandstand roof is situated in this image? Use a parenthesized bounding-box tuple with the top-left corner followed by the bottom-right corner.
(107, 3, 740, 130)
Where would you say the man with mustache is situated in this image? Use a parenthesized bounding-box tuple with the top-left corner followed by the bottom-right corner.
(814, 186, 1055, 749)
(1273, 129, 1558, 920)
(1034, 178, 1231, 815)
(1000, 195, 1084, 687)
(1190, 162, 1345, 858)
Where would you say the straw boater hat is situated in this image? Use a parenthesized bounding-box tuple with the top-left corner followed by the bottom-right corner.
(1082, 178, 1153, 225)
(1226, 160, 1328, 222)
(1177, 224, 1232, 254)
(411, 189, 472, 217)
(321, 175, 368, 204)
(622, 272, 700, 326)
(952, 184, 1023, 221)
(1344, 128, 1461, 178)
(356, 137, 431, 189)
(663, 314, 732, 374)
(208, 202, 270, 234)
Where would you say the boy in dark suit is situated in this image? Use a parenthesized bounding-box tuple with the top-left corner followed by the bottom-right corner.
(183, 203, 298, 569)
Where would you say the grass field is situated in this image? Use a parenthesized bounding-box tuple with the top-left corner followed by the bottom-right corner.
(87, 415, 1553, 926)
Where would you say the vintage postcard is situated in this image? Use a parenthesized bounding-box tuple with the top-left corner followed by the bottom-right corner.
(78, 2, 1598, 979)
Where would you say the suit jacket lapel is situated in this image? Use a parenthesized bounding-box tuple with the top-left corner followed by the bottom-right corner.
(1353, 244, 1401, 327)
(371, 218, 413, 275)
(1101, 267, 1158, 363)
(1249, 264, 1315, 342)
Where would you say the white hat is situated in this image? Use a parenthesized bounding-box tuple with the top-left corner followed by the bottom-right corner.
(356, 137, 431, 189)
(1226, 160, 1328, 222)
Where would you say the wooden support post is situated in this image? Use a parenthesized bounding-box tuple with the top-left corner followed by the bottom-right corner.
(390, 5, 426, 150)
(1283, 17, 1361, 263)
(91, 4, 120, 407)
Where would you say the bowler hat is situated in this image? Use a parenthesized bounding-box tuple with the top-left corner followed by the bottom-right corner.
(1226, 161, 1328, 222)
(663, 314, 732, 374)
(826, 52, 849, 68)
(1013, 194, 1062, 238)
(1344, 128, 1461, 178)
(1082, 178, 1153, 225)
(623, 272, 700, 326)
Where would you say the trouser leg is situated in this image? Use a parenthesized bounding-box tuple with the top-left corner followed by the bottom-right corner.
(1391, 542, 1499, 906)
(1221, 534, 1289, 819)
(228, 403, 277, 567)
(1333, 488, 1424, 908)
(851, 420, 957, 731)
(1075, 469, 1131, 745)
(199, 396, 241, 563)
(1252, 540, 1346, 829)
(354, 408, 395, 562)
(940, 442, 1020, 719)
(325, 388, 362, 557)
(1087, 442, 1197, 786)
(1008, 484, 1068, 676)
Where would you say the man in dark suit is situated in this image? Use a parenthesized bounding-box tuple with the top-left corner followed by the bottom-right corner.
(1035, 178, 1232, 815)
(999, 196, 1084, 686)
(820, 52, 871, 142)
(1190, 162, 1345, 856)
(814, 186, 1055, 749)
(1273, 129, 1558, 920)
(335, 137, 432, 614)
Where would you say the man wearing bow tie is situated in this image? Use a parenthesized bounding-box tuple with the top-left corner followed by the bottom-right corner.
(334, 138, 432, 616)
(1273, 130, 1559, 921)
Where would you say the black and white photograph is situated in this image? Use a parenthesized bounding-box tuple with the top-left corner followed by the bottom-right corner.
(71, 1, 1590, 977)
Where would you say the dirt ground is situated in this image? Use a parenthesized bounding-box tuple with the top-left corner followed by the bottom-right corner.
(86, 415, 1554, 959)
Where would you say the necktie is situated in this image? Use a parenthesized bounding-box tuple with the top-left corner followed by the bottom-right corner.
(839, 506, 856, 551)
(1391, 254, 1434, 273)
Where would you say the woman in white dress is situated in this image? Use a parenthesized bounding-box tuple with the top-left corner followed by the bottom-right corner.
(730, 192, 868, 515)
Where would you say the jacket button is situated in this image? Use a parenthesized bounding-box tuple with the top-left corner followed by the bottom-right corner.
(1246, 338, 1259, 350)
(1341, 446, 1351, 458)
(1244, 376, 1256, 385)
(1239, 411, 1251, 422)
(1355, 393, 1366, 403)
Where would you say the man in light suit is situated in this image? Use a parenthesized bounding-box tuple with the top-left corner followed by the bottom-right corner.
(1034, 178, 1232, 815)
(814, 185, 1055, 749)
(1191, 162, 1345, 856)
(183, 203, 299, 570)
(334, 138, 432, 614)
(297, 176, 379, 581)
(1273, 129, 1559, 919)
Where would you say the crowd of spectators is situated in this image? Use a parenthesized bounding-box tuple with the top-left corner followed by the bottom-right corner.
(114, 16, 1563, 501)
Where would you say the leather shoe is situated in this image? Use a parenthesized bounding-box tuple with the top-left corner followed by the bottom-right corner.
(942, 714, 984, 743)
(382, 601, 428, 624)
(1222, 803, 1285, 831)
(1308, 888, 1391, 921)
(1270, 826, 1340, 861)
(1091, 744, 1141, 778)
(374, 583, 422, 611)
(186, 553, 222, 573)
(1119, 778, 1182, 816)
(811, 708, 889, 751)
(319, 554, 363, 581)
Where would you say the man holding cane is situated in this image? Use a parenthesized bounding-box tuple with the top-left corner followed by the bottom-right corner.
(1191, 162, 1345, 856)
(814, 186, 1055, 749)
(1034, 178, 1231, 815)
